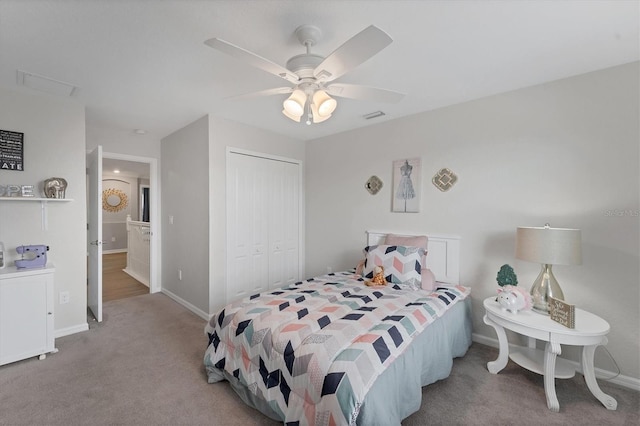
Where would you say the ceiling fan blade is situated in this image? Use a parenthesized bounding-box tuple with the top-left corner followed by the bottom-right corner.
(313, 25, 392, 82)
(204, 38, 299, 84)
(226, 87, 293, 101)
(326, 83, 404, 103)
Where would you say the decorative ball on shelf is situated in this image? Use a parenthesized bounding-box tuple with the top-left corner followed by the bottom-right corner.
(496, 264, 518, 287)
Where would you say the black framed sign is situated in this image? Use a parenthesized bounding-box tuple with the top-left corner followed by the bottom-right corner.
(0, 129, 24, 171)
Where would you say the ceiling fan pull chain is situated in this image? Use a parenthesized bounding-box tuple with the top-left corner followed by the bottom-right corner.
(305, 100, 312, 126)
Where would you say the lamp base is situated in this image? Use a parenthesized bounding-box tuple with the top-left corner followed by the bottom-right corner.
(530, 264, 564, 315)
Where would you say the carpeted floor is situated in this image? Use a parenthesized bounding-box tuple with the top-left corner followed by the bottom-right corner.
(0, 293, 637, 425)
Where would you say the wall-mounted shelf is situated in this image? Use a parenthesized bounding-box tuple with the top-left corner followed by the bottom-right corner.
(0, 197, 73, 202)
(0, 197, 73, 230)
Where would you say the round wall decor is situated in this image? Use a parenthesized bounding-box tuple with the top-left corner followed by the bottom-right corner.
(102, 188, 129, 212)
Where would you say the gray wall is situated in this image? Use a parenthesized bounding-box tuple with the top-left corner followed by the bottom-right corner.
(305, 62, 639, 381)
(0, 87, 87, 335)
(161, 115, 210, 314)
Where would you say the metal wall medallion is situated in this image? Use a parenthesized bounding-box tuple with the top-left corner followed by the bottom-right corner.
(365, 175, 383, 195)
(432, 168, 458, 192)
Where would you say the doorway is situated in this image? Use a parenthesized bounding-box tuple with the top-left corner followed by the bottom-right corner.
(87, 150, 160, 321)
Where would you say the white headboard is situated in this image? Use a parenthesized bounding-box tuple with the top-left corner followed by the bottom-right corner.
(366, 231, 461, 285)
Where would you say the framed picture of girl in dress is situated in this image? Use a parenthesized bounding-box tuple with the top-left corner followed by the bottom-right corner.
(392, 157, 421, 213)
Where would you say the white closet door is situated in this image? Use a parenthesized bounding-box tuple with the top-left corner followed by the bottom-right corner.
(227, 153, 270, 300)
(268, 160, 299, 289)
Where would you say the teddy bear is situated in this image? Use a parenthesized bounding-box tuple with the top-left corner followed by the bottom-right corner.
(366, 265, 387, 287)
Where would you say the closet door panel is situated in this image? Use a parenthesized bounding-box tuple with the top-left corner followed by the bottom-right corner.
(227, 154, 269, 300)
(269, 160, 299, 289)
(228, 151, 301, 302)
(281, 160, 300, 287)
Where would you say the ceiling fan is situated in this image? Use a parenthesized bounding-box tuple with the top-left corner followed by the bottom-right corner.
(204, 24, 404, 125)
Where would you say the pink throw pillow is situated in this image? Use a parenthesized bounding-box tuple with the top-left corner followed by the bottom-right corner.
(421, 268, 436, 291)
(384, 234, 428, 250)
(385, 234, 434, 289)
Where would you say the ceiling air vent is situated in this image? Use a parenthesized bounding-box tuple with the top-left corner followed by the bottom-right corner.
(363, 111, 386, 120)
(16, 70, 78, 97)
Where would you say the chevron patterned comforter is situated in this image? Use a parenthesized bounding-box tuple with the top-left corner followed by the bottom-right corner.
(204, 271, 470, 425)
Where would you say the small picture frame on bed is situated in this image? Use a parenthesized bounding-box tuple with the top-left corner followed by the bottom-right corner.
(392, 157, 421, 213)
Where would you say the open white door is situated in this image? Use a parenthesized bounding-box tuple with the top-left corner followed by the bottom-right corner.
(87, 146, 103, 322)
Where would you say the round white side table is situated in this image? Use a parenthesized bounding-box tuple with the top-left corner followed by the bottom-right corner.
(483, 296, 617, 412)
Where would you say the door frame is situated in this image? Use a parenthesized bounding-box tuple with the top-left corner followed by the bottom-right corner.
(102, 152, 161, 294)
(87, 146, 103, 322)
(139, 184, 150, 222)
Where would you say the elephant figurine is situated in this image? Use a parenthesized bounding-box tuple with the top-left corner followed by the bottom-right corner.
(43, 177, 68, 199)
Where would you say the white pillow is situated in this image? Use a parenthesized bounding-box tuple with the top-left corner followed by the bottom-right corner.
(383, 234, 436, 290)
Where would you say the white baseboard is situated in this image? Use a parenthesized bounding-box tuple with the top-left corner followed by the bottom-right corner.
(103, 249, 127, 254)
(55, 322, 89, 338)
(161, 288, 209, 321)
(472, 333, 640, 392)
(122, 268, 149, 287)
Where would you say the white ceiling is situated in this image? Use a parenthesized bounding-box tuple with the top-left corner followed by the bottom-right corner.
(102, 158, 149, 179)
(1, 1, 638, 142)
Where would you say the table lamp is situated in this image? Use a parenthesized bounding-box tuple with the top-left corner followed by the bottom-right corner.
(515, 224, 582, 314)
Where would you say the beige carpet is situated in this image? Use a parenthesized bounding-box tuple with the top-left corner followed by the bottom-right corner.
(0, 293, 637, 425)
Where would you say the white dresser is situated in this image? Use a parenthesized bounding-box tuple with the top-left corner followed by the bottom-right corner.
(0, 265, 56, 366)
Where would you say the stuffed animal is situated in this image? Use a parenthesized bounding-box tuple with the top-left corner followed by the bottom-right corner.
(497, 285, 532, 314)
(366, 265, 387, 287)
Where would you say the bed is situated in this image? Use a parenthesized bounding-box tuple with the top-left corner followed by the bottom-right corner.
(204, 231, 472, 425)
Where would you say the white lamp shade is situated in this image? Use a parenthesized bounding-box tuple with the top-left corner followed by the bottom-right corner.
(283, 89, 306, 117)
(312, 90, 337, 117)
(311, 103, 331, 123)
(282, 109, 301, 122)
(516, 226, 582, 265)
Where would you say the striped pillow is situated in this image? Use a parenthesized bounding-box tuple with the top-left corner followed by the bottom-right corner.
(362, 245, 425, 290)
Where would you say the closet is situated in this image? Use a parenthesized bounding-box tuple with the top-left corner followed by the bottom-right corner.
(226, 151, 301, 302)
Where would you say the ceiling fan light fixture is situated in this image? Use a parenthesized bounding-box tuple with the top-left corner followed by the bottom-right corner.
(311, 103, 331, 123)
(205, 24, 403, 127)
(283, 89, 306, 117)
(312, 90, 337, 117)
(282, 109, 302, 122)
